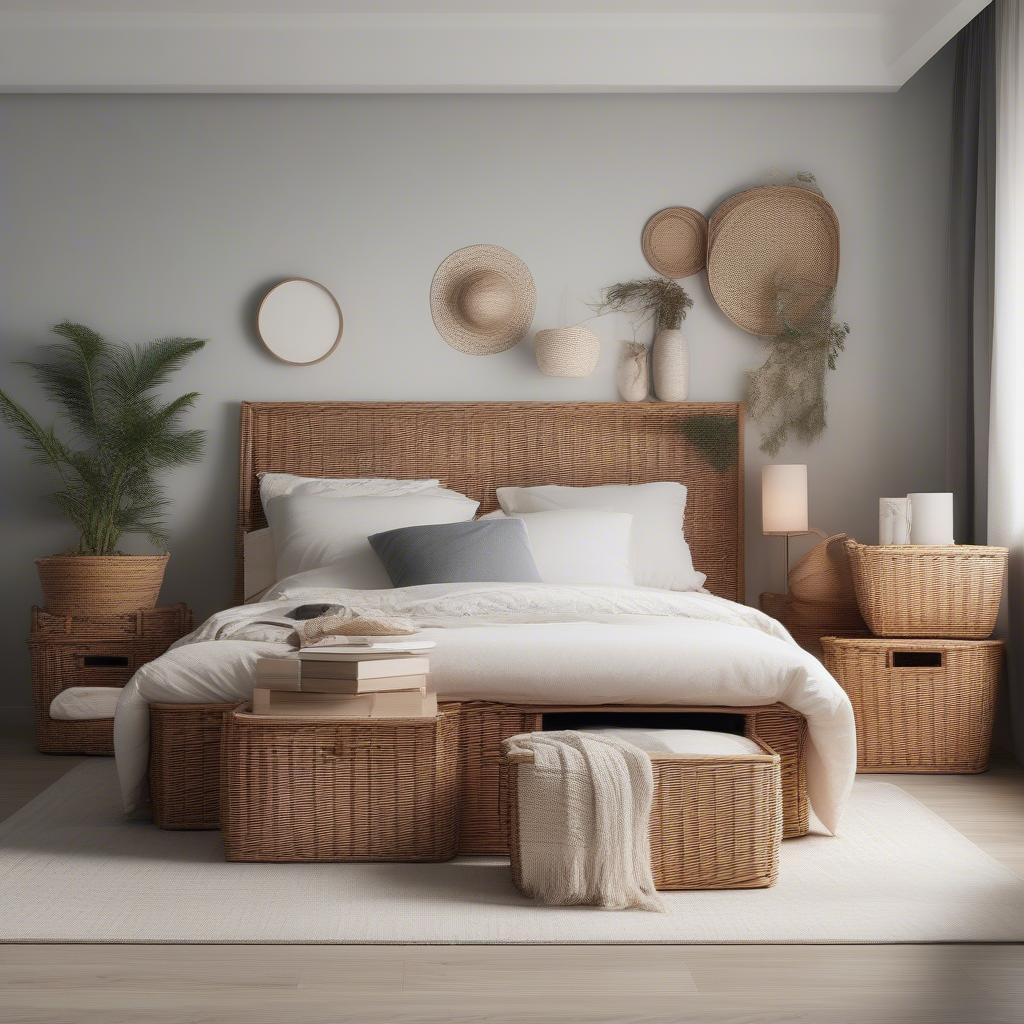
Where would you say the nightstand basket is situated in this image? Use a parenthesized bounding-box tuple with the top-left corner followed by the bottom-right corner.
(29, 603, 193, 755)
(821, 636, 1003, 773)
(844, 542, 1007, 639)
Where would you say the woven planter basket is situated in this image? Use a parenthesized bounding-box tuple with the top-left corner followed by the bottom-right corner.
(821, 637, 1003, 773)
(36, 553, 169, 616)
(534, 327, 601, 378)
(844, 542, 1007, 639)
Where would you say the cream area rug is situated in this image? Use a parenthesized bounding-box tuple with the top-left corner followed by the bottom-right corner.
(2, 760, 1023, 944)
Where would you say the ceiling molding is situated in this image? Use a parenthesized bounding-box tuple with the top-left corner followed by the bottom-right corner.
(0, 5, 990, 93)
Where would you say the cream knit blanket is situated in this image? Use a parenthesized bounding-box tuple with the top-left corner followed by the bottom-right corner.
(503, 731, 665, 913)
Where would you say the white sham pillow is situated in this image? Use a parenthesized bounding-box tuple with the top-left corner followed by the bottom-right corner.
(496, 482, 705, 592)
(266, 492, 479, 588)
(259, 473, 443, 508)
(482, 510, 634, 587)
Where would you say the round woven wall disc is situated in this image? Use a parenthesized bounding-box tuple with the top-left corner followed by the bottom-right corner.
(707, 186, 839, 337)
(641, 207, 708, 278)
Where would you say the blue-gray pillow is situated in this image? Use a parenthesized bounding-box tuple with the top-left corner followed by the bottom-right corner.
(368, 518, 542, 587)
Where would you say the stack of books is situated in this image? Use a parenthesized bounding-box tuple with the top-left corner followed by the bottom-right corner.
(251, 638, 437, 718)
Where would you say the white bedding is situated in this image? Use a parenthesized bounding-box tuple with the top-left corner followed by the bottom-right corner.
(113, 581, 856, 832)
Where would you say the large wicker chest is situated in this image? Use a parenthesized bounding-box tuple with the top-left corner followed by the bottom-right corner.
(219, 704, 462, 862)
(30, 603, 193, 755)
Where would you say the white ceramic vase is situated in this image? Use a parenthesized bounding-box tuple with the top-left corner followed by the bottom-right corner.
(652, 328, 689, 402)
(616, 343, 649, 402)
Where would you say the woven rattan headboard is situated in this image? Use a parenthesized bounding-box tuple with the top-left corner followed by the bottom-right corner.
(237, 401, 744, 603)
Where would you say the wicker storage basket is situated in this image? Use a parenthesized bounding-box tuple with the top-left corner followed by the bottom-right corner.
(145, 698, 811, 842)
(36, 553, 170, 616)
(30, 604, 192, 756)
(150, 702, 234, 829)
(821, 637, 1003, 773)
(844, 542, 1007, 638)
(220, 704, 462, 862)
(506, 736, 782, 891)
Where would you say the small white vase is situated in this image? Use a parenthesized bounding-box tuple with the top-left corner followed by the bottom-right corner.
(652, 328, 689, 402)
(616, 343, 649, 402)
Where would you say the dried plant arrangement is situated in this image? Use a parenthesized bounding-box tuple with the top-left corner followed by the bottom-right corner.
(747, 278, 849, 455)
(593, 277, 694, 332)
(679, 413, 739, 471)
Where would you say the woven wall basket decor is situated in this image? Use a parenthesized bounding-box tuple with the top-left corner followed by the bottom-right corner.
(641, 207, 708, 278)
(707, 186, 840, 337)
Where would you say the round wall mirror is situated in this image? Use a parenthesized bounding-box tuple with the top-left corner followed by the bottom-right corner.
(257, 278, 343, 364)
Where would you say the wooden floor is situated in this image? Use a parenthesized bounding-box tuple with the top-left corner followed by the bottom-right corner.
(2, 722, 1024, 1024)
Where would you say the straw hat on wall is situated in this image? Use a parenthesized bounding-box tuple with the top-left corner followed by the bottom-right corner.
(430, 244, 536, 355)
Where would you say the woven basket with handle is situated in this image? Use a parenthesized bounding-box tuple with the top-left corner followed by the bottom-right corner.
(844, 541, 1007, 639)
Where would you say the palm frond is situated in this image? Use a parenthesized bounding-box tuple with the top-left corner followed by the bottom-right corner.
(0, 390, 73, 471)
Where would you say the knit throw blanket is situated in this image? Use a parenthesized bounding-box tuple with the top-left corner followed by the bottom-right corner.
(502, 731, 665, 913)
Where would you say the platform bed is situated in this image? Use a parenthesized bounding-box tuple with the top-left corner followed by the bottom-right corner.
(148, 400, 811, 847)
(149, 699, 808, 848)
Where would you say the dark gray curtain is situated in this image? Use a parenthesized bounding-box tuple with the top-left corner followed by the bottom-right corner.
(947, 6, 996, 544)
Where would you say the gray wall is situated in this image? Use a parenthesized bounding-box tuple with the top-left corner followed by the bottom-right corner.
(0, 51, 953, 711)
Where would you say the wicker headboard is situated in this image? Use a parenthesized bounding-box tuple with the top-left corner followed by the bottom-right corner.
(237, 401, 744, 603)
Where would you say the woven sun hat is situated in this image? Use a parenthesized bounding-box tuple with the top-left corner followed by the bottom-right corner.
(430, 244, 536, 355)
(641, 207, 708, 278)
(707, 185, 839, 337)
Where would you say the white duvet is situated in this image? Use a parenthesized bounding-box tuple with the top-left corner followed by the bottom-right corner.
(114, 581, 857, 833)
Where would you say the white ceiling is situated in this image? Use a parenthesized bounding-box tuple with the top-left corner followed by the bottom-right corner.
(0, 1, 990, 92)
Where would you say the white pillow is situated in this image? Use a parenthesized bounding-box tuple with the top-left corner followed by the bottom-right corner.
(482, 510, 634, 587)
(259, 473, 443, 508)
(496, 482, 705, 592)
(266, 492, 480, 588)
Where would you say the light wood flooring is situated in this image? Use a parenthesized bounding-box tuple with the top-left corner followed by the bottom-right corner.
(2, 720, 1024, 1024)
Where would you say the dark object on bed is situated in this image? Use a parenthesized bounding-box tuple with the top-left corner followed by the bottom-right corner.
(369, 518, 542, 587)
(286, 603, 343, 620)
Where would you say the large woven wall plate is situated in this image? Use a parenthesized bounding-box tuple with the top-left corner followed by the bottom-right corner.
(257, 278, 343, 365)
(707, 187, 840, 337)
(641, 207, 708, 278)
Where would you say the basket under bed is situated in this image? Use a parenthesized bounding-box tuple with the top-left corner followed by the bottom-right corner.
(149, 699, 809, 848)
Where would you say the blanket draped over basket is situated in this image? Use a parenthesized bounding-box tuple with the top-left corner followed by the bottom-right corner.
(502, 731, 665, 912)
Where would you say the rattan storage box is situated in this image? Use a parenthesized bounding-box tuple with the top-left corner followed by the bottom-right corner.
(844, 542, 1007, 638)
(30, 603, 192, 755)
(821, 636, 1003, 773)
(506, 737, 782, 890)
(220, 704, 462, 862)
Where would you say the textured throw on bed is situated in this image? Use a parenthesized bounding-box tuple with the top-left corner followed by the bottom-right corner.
(503, 731, 665, 913)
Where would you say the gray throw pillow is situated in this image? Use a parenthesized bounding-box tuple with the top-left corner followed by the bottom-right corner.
(368, 519, 542, 587)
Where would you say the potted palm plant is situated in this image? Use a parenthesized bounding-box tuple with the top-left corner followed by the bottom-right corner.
(0, 322, 206, 615)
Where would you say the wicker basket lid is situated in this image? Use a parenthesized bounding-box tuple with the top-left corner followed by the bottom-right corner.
(430, 244, 536, 355)
(707, 186, 839, 337)
(641, 207, 708, 279)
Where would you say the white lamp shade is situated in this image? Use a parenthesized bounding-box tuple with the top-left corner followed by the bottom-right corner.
(762, 464, 809, 534)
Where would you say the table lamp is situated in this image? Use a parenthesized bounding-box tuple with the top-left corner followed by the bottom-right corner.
(762, 464, 811, 581)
